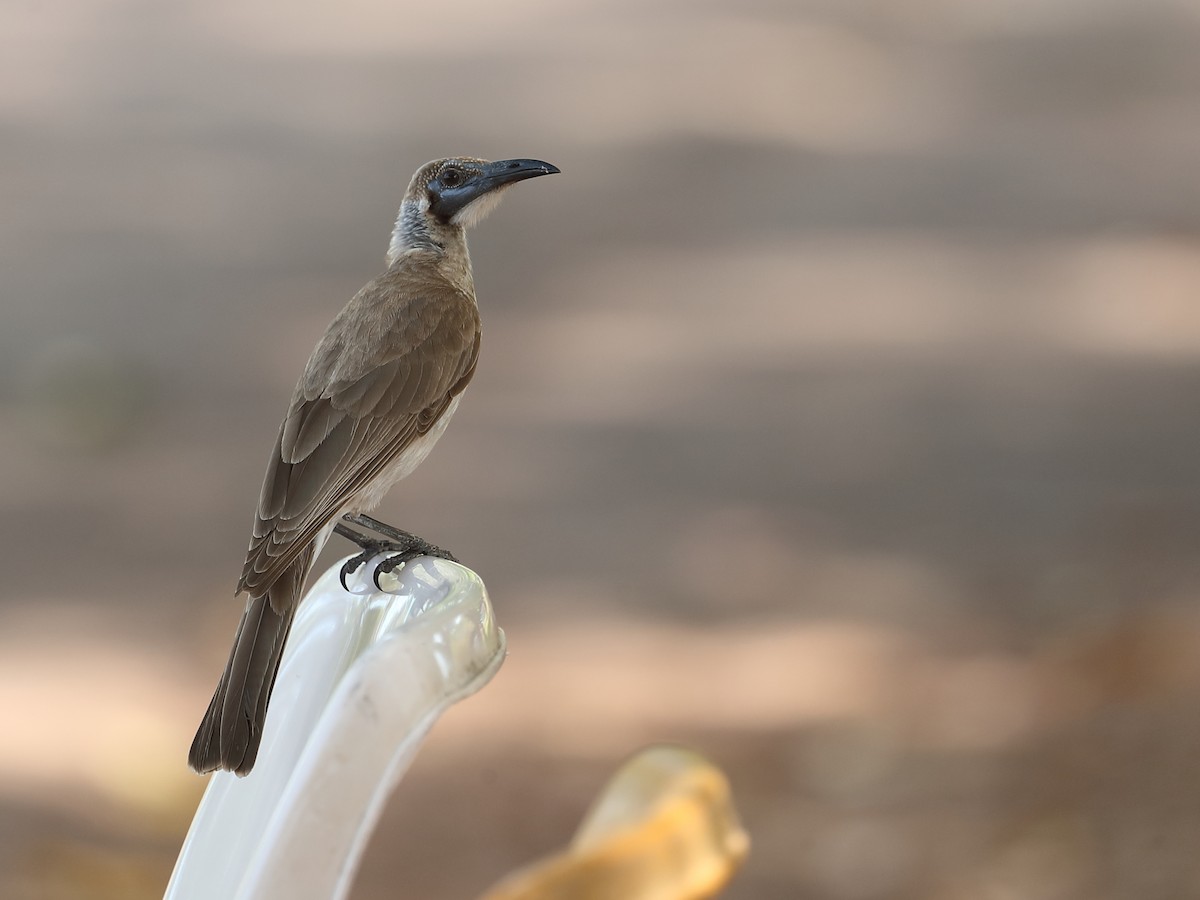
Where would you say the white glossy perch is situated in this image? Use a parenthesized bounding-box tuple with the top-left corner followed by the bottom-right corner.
(166, 555, 505, 900)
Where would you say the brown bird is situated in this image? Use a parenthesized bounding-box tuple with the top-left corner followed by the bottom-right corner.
(189, 157, 559, 775)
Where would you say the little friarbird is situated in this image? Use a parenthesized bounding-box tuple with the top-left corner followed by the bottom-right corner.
(189, 157, 559, 775)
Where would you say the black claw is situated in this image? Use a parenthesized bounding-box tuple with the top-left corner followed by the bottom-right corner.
(338, 546, 378, 590)
(372, 551, 420, 590)
(339, 556, 361, 592)
(333, 515, 461, 592)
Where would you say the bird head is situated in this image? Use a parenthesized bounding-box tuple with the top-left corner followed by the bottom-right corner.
(423, 157, 559, 228)
(390, 157, 559, 261)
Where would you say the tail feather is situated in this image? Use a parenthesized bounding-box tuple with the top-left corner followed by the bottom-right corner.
(189, 545, 313, 775)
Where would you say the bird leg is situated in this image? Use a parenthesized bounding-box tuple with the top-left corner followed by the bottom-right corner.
(332, 523, 391, 590)
(335, 515, 459, 591)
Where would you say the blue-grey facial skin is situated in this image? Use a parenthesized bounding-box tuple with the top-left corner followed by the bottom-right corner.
(429, 159, 559, 224)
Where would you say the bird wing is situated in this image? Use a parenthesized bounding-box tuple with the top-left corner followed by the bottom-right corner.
(236, 272, 480, 604)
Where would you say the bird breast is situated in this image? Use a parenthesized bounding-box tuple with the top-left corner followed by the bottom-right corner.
(344, 394, 463, 514)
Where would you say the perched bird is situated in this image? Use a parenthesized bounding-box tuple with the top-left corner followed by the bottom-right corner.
(189, 157, 559, 775)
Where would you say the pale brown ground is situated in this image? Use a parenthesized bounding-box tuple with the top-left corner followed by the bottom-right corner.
(4, 1, 1200, 898)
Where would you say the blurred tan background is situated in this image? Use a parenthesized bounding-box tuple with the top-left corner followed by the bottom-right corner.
(4, 0, 1200, 897)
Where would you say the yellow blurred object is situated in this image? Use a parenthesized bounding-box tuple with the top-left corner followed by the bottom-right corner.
(479, 745, 749, 900)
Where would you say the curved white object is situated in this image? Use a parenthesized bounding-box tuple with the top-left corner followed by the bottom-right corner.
(166, 556, 505, 900)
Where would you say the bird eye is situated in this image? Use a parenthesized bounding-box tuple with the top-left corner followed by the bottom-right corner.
(440, 167, 464, 187)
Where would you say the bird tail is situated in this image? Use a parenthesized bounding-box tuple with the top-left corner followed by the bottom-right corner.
(189, 546, 314, 775)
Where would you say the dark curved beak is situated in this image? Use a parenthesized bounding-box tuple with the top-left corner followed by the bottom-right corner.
(432, 159, 560, 223)
(481, 158, 561, 188)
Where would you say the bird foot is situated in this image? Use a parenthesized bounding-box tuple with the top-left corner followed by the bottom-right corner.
(333, 519, 459, 592)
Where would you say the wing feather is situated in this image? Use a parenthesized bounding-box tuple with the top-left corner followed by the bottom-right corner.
(237, 271, 480, 600)
(282, 400, 348, 465)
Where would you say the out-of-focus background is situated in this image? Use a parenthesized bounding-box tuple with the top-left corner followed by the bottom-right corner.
(4, 0, 1200, 897)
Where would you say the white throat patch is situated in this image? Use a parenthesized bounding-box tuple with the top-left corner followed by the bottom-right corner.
(450, 186, 509, 230)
